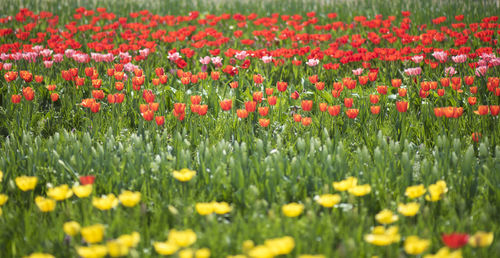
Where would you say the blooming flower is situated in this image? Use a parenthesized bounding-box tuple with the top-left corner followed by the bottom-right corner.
(92, 194, 119, 210)
(375, 209, 399, 224)
(282, 203, 304, 217)
(397, 202, 420, 217)
(47, 184, 73, 201)
(442, 233, 469, 249)
(404, 236, 431, 255)
(73, 185, 93, 198)
(81, 224, 105, 244)
(315, 194, 341, 208)
(468, 231, 494, 247)
(35, 196, 56, 212)
(63, 221, 81, 236)
(333, 177, 357, 191)
(173, 168, 197, 182)
(405, 184, 426, 199)
(15, 176, 37, 191)
(364, 226, 400, 246)
(119, 190, 141, 207)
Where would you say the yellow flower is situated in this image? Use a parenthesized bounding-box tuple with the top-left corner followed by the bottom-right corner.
(0, 194, 8, 206)
(47, 184, 73, 201)
(405, 184, 426, 199)
(195, 202, 214, 215)
(15, 176, 37, 191)
(315, 194, 341, 208)
(332, 177, 357, 191)
(242, 240, 255, 251)
(153, 241, 179, 255)
(169, 229, 197, 247)
(118, 190, 141, 207)
(468, 231, 494, 247)
(195, 248, 211, 258)
(397, 202, 420, 217)
(375, 209, 398, 224)
(404, 236, 431, 255)
(0, 207, 2, 216)
(173, 168, 196, 182)
(81, 224, 105, 244)
(63, 221, 81, 236)
(76, 245, 108, 258)
(282, 203, 304, 217)
(117, 232, 140, 248)
(179, 249, 194, 258)
(348, 184, 371, 196)
(107, 239, 129, 257)
(264, 236, 295, 256)
(213, 202, 231, 214)
(0, 170, 3, 182)
(227, 255, 246, 258)
(92, 194, 119, 210)
(73, 184, 93, 198)
(364, 226, 400, 246)
(248, 245, 273, 258)
(423, 247, 462, 258)
(425, 180, 448, 202)
(298, 255, 326, 258)
(35, 196, 56, 212)
(23, 253, 55, 258)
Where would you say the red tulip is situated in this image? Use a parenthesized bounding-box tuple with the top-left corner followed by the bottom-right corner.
(346, 109, 359, 119)
(80, 175, 95, 185)
(301, 100, 313, 111)
(396, 101, 408, 113)
(50, 93, 59, 102)
(328, 105, 341, 116)
(155, 116, 165, 126)
(370, 105, 381, 115)
(259, 118, 270, 127)
(220, 99, 232, 111)
(245, 101, 257, 112)
(237, 109, 249, 119)
(442, 233, 469, 249)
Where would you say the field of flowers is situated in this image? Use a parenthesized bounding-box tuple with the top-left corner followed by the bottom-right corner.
(0, 0, 499, 257)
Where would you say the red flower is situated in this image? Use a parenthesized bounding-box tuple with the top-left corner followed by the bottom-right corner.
(396, 101, 408, 112)
(50, 93, 59, 102)
(277, 81, 288, 92)
(220, 99, 232, 111)
(442, 233, 469, 249)
(490, 105, 500, 116)
(301, 117, 312, 126)
(258, 106, 269, 116)
(398, 88, 407, 97)
(259, 118, 270, 127)
(245, 101, 257, 112)
(267, 96, 277, 106)
(22, 87, 35, 101)
(391, 79, 402, 88)
(237, 109, 248, 119)
(190, 95, 202, 105)
(369, 94, 380, 104)
(328, 105, 341, 116)
(344, 98, 353, 108)
(11, 94, 22, 104)
(319, 103, 327, 112)
(291, 91, 300, 100)
(370, 105, 381, 115)
(90, 102, 101, 113)
(301, 100, 313, 111)
(155, 116, 165, 126)
(80, 175, 95, 185)
(346, 109, 359, 119)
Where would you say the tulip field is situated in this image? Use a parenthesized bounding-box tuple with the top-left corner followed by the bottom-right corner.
(0, 0, 500, 257)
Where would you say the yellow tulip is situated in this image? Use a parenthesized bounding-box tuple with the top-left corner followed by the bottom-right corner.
(76, 245, 108, 258)
(179, 249, 194, 258)
(213, 202, 231, 214)
(153, 241, 179, 255)
(92, 194, 119, 210)
(47, 184, 73, 201)
(298, 255, 326, 258)
(364, 226, 400, 246)
(405, 184, 426, 199)
(118, 190, 141, 207)
(195, 248, 211, 258)
(248, 245, 273, 258)
(397, 202, 420, 217)
(63, 221, 81, 236)
(425, 180, 448, 202)
(0, 194, 8, 206)
(404, 236, 431, 255)
(0, 170, 3, 182)
(315, 194, 341, 208)
(81, 224, 105, 244)
(282, 203, 304, 217)
(169, 229, 197, 247)
(375, 209, 398, 224)
(73, 185, 93, 198)
(348, 184, 371, 196)
(117, 232, 140, 248)
(468, 231, 494, 247)
(264, 236, 295, 256)
(107, 239, 129, 257)
(23, 253, 55, 258)
(173, 168, 196, 182)
(242, 240, 255, 251)
(15, 176, 37, 191)
(195, 202, 214, 215)
(332, 177, 357, 191)
(423, 247, 462, 258)
(35, 196, 56, 212)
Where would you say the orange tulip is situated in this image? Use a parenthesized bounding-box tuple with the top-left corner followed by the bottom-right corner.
(220, 99, 232, 111)
(346, 108, 359, 119)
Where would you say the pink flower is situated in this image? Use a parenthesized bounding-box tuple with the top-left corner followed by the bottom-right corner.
(235, 51, 248, 60)
(139, 48, 150, 57)
(53, 54, 64, 63)
(124, 62, 139, 72)
(40, 49, 53, 57)
(475, 66, 488, 77)
(306, 58, 319, 67)
(404, 67, 422, 76)
(261, 56, 272, 63)
(32, 45, 44, 53)
(0, 53, 9, 61)
(43, 60, 53, 68)
(199, 56, 211, 65)
(444, 66, 457, 76)
(167, 52, 181, 61)
(432, 51, 448, 62)
(211, 56, 223, 66)
(65, 49, 75, 58)
(352, 68, 364, 75)
(451, 54, 467, 63)
(3, 63, 12, 70)
(411, 55, 424, 63)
